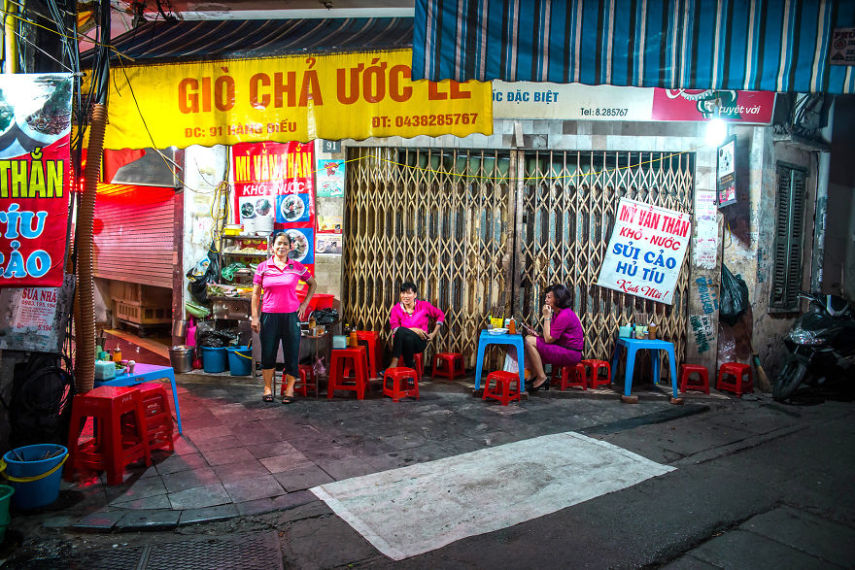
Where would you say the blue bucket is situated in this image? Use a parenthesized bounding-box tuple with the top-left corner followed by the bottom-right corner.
(201, 346, 228, 373)
(1, 444, 68, 510)
(227, 346, 252, 376)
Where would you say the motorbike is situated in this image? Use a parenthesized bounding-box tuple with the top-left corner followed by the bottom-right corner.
(773, 291, 855, 402)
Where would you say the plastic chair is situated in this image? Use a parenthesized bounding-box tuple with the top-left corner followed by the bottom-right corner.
(328, 347, 369, 399)
(482, 371, 521, 406)
(67, 386, 151, 485)
(355, 330, 381, 378)
(126, 382, 174, 453)
(553, 363, 587, 391)
(283, 364, 316, 398)
(432, 352, 465, 380)
(580, 359, 612, 389)
(716, 362, 753, 397)
(382, 367, 420, 402)
(679, 364, 710, 394)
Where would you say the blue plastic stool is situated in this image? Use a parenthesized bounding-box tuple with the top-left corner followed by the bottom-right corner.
(610, 338, 679, 398)
(473, 330, 526, 391)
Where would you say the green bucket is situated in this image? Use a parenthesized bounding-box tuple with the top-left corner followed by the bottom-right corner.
(0, 484, 13, 542)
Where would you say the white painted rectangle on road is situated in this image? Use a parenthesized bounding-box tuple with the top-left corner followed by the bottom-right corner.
(311, 432, 675, 560)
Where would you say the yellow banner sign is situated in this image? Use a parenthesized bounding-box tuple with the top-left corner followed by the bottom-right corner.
(105, 49, 492, 149)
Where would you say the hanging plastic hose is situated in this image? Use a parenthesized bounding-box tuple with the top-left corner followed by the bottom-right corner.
(75, 103, 107, 393)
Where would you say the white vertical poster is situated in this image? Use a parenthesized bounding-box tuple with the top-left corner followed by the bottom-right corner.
(597, 199, 692, 305)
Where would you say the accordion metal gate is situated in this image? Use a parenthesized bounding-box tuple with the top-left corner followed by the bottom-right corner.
(343, 147, 694, 367)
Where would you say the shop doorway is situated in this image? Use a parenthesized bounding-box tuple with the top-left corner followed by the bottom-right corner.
(343, 148, 694, 367)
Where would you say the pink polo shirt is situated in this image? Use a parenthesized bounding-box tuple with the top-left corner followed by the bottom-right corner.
(389, 300, 445, 332)
(253, 258, 311, 313)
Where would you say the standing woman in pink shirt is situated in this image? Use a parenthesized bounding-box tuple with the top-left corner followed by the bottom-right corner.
(251, 232, 317, 404)
(386, 281, 445, 372)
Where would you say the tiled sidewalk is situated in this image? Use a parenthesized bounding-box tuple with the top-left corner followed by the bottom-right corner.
(48, 373, 703, 531)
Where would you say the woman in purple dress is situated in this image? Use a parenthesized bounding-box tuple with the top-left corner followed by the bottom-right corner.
(523, 284, 585, 391)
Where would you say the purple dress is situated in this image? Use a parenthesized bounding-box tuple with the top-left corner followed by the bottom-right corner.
(535, 307, 584, 367)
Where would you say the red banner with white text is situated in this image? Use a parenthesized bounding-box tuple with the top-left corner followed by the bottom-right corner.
(0, 74, 72, 287)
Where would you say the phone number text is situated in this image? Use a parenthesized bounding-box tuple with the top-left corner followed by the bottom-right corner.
(579, 107, 629, 118)
(372, 113, 479, 128)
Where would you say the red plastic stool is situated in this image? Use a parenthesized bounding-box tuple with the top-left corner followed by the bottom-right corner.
(432, 352, 465, 380)
(717, 362, 753, 397)
(581, 359, 612, 389)
(413, 352, 424, 380)
(482, 371, 522, 406)
(126, 383, 174, 453)
(553, 363, 587, 391)
(355, 331, 381, 378)
(679, 364, 710, 394)
(67, 386, 151, 485)
(328, 346, 369, 399)
(287, 364, 316, 397)
(382, 367, 420, 402)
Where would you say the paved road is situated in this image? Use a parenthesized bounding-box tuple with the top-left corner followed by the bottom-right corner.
(3, 377, 853, 569)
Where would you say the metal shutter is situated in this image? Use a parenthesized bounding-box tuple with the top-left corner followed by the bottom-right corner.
(93, 191, 176, 289)
(770, 164, 806, 312)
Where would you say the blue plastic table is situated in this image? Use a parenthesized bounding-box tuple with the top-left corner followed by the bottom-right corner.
(95, 363, 183, 434)
(473, 330, 526, 391)
(610, 338, 679, 398)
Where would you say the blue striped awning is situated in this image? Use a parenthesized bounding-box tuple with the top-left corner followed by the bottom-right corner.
(413, 0, 855, 94)
(82, 18, 413, 64)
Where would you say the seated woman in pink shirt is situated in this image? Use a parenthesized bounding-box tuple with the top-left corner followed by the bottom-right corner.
(522, 283, 585, 391)
(251, 232, 317, 404)
(386, 281, 445, 371)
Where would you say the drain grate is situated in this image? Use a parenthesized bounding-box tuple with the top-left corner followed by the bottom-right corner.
(12, 532, 283, 570)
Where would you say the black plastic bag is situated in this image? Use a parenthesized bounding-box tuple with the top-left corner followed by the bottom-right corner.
(197, 329, 239, 348)
(313, 308, 338, 325)
(186, 243, 221, 305)
(720, 264, 749, 326)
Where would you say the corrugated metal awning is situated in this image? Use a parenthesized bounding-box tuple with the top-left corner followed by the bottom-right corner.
(412, 0, 855, 94)
(83, 17, 413, 64)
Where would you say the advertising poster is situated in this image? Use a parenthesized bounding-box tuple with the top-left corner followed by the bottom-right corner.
(0, 274, 75, 352)
(276, 193, 311, 224)
(104, 50, 492, 149)
(717, 136, 737, 207)
(316, 233, 342, 255)
(232, 141, 314, 233)
(0, 73, 73, 288)
(597, 199, 692, 305)
(652, 89, 775, 124)
(830, 28, 855, 66)
(317, 159, 345, 197)
(285, 228, 314, 265)
(492, 83, 774, 125)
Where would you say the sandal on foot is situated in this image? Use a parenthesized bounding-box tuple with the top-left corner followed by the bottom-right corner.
(262, 394, 275, 403)
(281, 396, 295, 405)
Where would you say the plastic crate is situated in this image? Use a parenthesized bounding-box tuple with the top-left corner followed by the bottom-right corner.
(115, 300, 171, 325)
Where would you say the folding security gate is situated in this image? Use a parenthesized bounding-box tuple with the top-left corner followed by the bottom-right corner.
(343, 148, 694, 367)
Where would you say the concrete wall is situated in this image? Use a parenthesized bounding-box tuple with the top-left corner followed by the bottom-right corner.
(823, 98, 855, 299)
(182, 145, 229, 311)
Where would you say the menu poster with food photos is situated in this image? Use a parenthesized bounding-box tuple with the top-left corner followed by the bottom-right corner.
(232, 141, 315, 234)
(0, 73, 73, 288)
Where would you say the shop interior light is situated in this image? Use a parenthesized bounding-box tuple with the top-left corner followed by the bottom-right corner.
(706, 117, 728, 146)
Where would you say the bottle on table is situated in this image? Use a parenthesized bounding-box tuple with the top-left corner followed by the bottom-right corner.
(309, 314, 317, 336)
(508, 316, 516, 335)
(112, 347, 122, 362)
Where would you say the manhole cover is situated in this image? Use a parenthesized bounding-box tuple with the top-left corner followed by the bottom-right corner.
(10, 532, 283, 570)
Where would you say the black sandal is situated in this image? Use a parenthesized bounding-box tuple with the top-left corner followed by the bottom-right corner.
(262, 394, 275, 403)
(281, 396, 295, 405)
